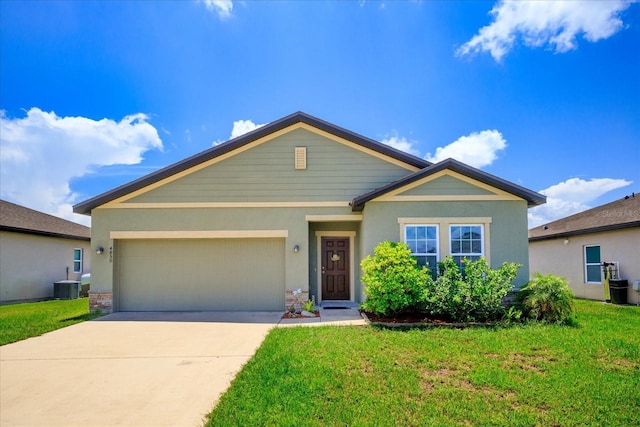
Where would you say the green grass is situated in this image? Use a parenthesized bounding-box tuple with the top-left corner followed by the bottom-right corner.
(208, 300, 639, 426)
(0, 298, 103, 345)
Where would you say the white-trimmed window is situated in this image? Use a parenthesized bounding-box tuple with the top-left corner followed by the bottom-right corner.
(584, 245, 601, 283)
(450, 225, 484, 268)
(73, 248, 83, 273)
(399, 217, 491, 276)
(405, 225, 439, 276)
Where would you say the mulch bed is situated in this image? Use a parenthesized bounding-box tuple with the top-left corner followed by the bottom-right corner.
(361, 311, 494, 328)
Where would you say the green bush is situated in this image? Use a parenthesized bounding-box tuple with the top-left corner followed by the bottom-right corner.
(517, 273, 576, 324)
(360, 242, 521, 322)
(424, 256, 520, 322)
(360, 241, 431, 316)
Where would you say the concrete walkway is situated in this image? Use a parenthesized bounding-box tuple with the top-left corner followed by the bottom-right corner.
(0, 309, 365, 427)
(278, 307, 366, 327)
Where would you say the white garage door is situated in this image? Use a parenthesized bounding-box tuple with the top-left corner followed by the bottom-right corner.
(116, 238, 285, 311)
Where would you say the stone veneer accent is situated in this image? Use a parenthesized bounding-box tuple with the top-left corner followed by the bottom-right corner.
(89, 291, 112, 313)
(285, 289, 309, 310)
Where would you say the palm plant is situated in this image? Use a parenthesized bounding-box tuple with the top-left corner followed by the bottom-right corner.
(517, 273, 576, 324)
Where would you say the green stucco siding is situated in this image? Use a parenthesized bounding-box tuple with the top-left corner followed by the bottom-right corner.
(359, 200, 531, 288)
(127, 128, 414, 203)
(89, 122, 535, 310)
(90, 205, 358, 309)
(91, 198, 531, 310)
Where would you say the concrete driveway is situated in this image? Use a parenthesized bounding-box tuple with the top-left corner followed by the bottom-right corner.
(0, 312, 282, 427)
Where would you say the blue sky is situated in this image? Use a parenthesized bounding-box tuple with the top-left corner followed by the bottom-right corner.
(1, 0, 638, 227)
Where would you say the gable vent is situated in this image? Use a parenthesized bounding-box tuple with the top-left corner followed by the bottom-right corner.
(294, 147, 307, 170)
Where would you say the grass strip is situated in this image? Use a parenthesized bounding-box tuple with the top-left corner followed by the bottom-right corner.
(0, 298, 103, 345)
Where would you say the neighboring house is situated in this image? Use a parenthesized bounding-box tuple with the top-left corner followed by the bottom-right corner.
(0, 200, 91, 303)
(73, 112, 545, 313)
(529, 194, 640, 305)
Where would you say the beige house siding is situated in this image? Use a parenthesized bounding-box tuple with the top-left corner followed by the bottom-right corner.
(0, 231, 91, 302)
(529, 228, 640, 304)
(124, 128, 414, 204)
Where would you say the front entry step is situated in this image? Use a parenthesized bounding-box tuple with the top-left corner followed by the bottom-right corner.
(320, 300, 358, 309)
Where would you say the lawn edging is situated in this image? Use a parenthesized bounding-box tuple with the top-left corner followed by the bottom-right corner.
(359, 310, 495, 329)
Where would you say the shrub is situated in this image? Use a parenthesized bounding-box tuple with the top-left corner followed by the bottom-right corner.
(517, 273, 576, 324)
(360, 241, 431, 316)
(423, 256, 520, 322)
(422, 257, 464, 319)
(360, 243, 522, 322)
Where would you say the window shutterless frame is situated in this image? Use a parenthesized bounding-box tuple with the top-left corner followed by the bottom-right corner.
(398, 217, 492, 273)
(73, 248, 83, 273)
(449, 225, 484, 267)
(584, 245, 602, 284)
(403, 224, 439, 276)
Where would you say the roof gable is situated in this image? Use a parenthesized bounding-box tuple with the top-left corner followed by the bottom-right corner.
(120, 127, 417, 205)
(351, 158, 546, 211)
(529, 193, 640, 241)
(74, 112, 430, 215)
(391, 172, 497, 197)
(1, 199, 90, 240)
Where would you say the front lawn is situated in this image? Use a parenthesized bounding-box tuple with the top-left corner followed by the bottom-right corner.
(208, 300, 639, 426)
(0, 298, 102, 345)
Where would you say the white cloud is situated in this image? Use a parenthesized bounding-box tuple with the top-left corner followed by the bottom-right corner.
(230, 119, 265, 139)
(528, 177, 632, 227)
(381, 134, 420, 156)
(199, 0, 233, 19)
(212, 119, 266, 146)
(0, 108, 163, 225)
(457, 0, 634, 61)
(425, 129, 506, 168)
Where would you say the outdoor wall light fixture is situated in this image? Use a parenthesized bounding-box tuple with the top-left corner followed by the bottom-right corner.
(96, 246, 105, 255)
(293, 244, 300, 253)
(563, 239, 569, 245)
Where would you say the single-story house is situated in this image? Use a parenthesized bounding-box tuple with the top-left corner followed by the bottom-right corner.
(0, 199, 91, 303)
(529, 193, 639, 305)
(73, 112, 545, 313)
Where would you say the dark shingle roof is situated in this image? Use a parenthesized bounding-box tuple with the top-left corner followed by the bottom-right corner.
(528, 193, 640, 241)
(74, 111, 431, 215)
(350, 158, 546, 211)
(1, 199, 90, 240)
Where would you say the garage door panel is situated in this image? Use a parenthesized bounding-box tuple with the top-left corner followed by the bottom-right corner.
(117, 239, 285, 311)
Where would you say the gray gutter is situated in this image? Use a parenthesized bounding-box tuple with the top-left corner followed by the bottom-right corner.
(528, 221, 640, 242)
(0, 225, 91, 241)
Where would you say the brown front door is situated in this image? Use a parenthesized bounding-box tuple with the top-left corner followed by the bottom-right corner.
(321, 237, 350, 300)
